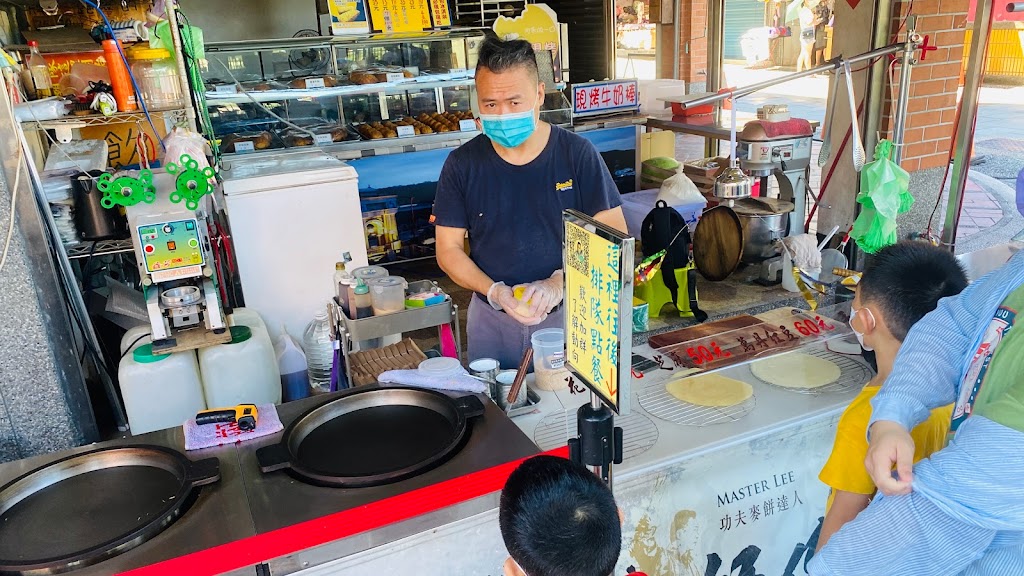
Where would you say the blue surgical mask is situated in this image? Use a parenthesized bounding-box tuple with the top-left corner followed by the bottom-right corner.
(480, 109, 537, 149)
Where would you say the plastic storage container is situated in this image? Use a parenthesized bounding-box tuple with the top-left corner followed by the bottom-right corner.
(303, 310, 334, 389)
(127, 46, 184, 109)
(351, 265, 389, 283)
(369, 276, 407, 315)
(230, 307, 274, 353)
(531, 328, 570, 391)
(119, 325, 152, 356)
(119, 344, 206, 435)
(199, 326, 281, 407)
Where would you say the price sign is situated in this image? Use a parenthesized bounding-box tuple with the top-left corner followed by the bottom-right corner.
(571, 79, 640, 118)
(314, 134, 334, 145)
(397, 125, 415, 138)
(304, 78, 326, 89)
(233, 141, 255, 153)
(385, 72, 405, 83)
(458, 119, 477, 132)
(654, 310, 840, 371)
(214, 84, 238, 94)
(564, 210, 635, 414)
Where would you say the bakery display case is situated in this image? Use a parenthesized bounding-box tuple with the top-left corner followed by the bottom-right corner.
(201, 30, 489, 158)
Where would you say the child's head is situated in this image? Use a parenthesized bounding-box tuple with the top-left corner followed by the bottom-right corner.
(499, 455, 622, 576)
(852, 241, 968, 354)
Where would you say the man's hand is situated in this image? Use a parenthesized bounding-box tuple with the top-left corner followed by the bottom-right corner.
(517, 271, 564, 318)
(865, 420, 916, 496)
(498, 289, 548, 326)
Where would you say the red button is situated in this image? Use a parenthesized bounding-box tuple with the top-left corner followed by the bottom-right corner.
(144, 244, 155, 253)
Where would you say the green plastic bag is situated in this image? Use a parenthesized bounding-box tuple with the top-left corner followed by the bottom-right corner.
(851, 140, 913, 253)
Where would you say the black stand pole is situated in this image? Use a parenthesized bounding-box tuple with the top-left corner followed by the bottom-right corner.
(568, 392, 624, 488)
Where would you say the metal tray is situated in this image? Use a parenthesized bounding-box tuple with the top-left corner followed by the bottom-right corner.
(506, 387, 542, 419)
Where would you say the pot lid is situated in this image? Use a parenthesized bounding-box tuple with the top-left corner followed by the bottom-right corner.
(692, 205, 745, 282)
(418, 356, 462, 376)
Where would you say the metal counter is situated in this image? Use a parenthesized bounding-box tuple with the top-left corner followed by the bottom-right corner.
(0, 428, 254, 575)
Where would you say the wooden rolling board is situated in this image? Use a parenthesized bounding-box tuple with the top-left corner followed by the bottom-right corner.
(647, 314, 761, 349)
(648, 308, 844, 372)
(692, 205, 744, 281)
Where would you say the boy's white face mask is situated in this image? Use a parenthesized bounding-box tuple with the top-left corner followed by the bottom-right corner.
(850, 306, 875, 351)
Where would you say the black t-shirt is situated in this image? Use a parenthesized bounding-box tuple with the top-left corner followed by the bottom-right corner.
(432, 125, 622, 288)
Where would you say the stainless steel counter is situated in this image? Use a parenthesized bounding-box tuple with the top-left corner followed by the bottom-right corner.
(0, 428, 254, 575)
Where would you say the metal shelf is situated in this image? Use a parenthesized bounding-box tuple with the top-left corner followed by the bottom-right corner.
(220, 129, 479, 161)
(64, 239, 135, 260)
(204, 77, 476, 104)
(20, 108, 187, 131)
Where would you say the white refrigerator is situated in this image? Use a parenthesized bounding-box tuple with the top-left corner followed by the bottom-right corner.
(221, 150, 367, 342)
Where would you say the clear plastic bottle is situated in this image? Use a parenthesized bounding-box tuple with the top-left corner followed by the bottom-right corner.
(302, 309, 334, 389)
(26, 41, 53, 99)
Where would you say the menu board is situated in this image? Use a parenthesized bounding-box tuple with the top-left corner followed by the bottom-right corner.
(650, 308, 844, 372)
(428, 0, 451, 27)
(564, 211, 634, 414)
(366, 0, 427, 33)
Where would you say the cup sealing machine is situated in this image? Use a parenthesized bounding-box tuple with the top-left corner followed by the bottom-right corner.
(98, 155, 229, 352)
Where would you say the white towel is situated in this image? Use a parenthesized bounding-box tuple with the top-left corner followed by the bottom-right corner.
(183, 403, 283, 451)
(377, 369, 487, 394)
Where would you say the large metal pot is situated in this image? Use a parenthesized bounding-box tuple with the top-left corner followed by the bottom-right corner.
(732, 197, 794, 263)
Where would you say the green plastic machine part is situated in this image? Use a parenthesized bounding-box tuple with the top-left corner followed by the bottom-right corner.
(97, 170, 156, 209)
(166, 154, 216, 211)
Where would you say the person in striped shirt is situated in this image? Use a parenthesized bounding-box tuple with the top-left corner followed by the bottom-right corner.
(809, 248, 1024, 575)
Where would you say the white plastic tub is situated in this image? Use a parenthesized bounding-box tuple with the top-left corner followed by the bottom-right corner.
(119, 344, 205, 435)
(199, 325, 282, 408)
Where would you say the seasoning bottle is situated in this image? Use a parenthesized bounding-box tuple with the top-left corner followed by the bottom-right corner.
(102, 39, 137, 112)
(335, 261, 354, 315)
(350, 280, 373, 320)
(26, 41, 53, 99)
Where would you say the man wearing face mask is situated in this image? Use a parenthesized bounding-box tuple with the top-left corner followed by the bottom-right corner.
(432, 36, 626, 369)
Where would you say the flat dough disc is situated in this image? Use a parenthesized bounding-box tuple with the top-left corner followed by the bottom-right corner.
(750, 353, 841, 389)
(666, 374, 754, 407)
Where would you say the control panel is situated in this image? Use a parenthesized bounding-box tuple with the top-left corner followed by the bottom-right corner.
(137, 219, 205, 275)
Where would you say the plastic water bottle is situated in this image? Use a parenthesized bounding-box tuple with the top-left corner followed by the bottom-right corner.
(303, 310, 334, 390)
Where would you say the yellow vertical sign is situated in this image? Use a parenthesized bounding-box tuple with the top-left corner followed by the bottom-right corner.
(565, 220, 623, 411)
(429, 0, 452, 27)
(366, 0, 426, 33)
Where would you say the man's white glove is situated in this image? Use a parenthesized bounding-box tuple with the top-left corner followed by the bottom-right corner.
(515, 270, 564, 319)
(487, 281, 512, 311)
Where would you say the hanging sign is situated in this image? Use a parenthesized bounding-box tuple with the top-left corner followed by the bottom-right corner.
(366, 0, 427, 33)
(493, 4, 562, 83)
(572, 79, 641, 118)
(328, 0, 371, 35)
(428, 0, 452, 27)
(563, 210, 635, 414)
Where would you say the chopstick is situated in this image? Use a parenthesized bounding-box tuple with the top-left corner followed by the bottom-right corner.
(506, 347, 534, 408)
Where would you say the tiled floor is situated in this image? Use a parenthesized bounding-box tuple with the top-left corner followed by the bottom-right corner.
(956, 180, 1007, 239)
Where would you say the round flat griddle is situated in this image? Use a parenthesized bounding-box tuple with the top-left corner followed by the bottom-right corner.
(0, 445, 219, 575)
(257, 386, 485, 488)
(693, 205, 745, 281)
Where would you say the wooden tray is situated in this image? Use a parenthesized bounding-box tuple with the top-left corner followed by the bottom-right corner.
(349, 338, 428, 387)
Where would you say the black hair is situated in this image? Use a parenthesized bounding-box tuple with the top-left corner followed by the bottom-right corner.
(859, 240, 969, 341)
(499, 456, 621, 576)
(476, 34, 540, 82)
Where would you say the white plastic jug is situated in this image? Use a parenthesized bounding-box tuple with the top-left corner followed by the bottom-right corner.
(199, 325, 282, 408)
(230, 307, 274, 352)
(118, 344, 206, 435)
(119, 325, 152, 356)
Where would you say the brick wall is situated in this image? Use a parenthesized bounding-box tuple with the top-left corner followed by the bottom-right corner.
(658, 0, 708, 84)
(880, 0, 968, 172)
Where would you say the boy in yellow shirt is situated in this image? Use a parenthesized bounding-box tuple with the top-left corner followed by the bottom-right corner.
(815, 241, 968, 551)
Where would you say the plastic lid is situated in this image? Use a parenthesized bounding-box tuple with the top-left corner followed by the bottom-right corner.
(228, 325, 253, 344)
(28, 40, 39, 47)
(368, 276, 406, 288)
(352, 266, 388, 281)
(418, 357, 462, 376)
(133, 344, 171, 363)
(353, 280, 369, 295)
(127, 47, 172, 61)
